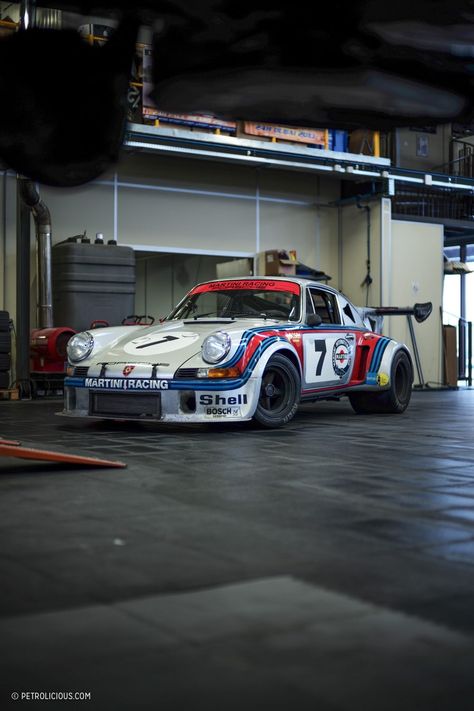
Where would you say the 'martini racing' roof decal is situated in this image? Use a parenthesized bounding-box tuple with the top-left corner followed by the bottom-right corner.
(191, 280, 300, 295)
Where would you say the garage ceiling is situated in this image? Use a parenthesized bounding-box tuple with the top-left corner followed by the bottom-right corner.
(2, 0, 474, 185)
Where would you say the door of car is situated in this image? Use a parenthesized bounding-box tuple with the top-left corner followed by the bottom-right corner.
(302, 287, 356, 390)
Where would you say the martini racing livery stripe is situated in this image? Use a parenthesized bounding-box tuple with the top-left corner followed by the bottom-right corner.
(65, 335, 289, 393)
(365, 337, 391, 385)
(217, 324, 366, 371)
(65, 327, 376, 395)
(368, 337, 391, 374)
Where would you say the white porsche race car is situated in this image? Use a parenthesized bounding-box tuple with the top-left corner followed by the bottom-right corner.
(62, 277, 431, 428)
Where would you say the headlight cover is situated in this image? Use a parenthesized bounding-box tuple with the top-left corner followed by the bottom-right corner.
(201, 331, 231, 364)
(67, 332, 94, 363)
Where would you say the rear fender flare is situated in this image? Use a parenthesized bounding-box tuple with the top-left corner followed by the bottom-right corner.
(379, 342, 413, 389)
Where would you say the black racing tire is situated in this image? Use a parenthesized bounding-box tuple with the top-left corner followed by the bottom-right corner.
(253, 354, 300, 428)
(349, 350, 413, 415)
(0, 354, 11, 371)
(0, 311, 9, 332)
(0, 332, 11, 353)
(0, 372, 9, 389)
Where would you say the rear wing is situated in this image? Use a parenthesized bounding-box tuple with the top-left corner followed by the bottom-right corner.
(358, 302, 432, 334)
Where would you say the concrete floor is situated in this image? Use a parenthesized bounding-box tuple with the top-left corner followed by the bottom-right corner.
(1, 390, 474, 709)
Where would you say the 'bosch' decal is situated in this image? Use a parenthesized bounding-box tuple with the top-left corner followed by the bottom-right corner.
(205, 407, 242, 417)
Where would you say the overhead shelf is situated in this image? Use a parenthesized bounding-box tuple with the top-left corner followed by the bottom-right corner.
(125, 122, 474, 195)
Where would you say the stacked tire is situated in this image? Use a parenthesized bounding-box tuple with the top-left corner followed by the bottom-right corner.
(0, 311, 11, 390)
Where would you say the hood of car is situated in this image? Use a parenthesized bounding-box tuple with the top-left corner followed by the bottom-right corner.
(79, 317, 285, 378)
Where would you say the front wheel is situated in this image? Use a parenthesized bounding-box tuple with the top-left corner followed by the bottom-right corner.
(253, 354, 300, 428)
(349, 349, 413, 414)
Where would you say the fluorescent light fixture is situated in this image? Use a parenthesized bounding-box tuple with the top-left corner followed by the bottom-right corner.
(391, 175, 424, 184)
(125, 140, 336, 172)
(350, 169, 382, 177)
(431, 179, 474, 191)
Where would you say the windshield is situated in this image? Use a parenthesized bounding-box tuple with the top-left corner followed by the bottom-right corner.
(168, 286, 301, 322)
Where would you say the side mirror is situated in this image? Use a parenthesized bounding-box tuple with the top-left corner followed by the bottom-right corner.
(306, 313, 322, 327)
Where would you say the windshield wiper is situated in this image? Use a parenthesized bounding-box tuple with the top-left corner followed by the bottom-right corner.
(192, 311, 224, 319)
(228, 311, 284, 321)
(227, 311, 259, 318)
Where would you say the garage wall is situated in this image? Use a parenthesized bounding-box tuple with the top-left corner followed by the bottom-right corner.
(339, 198, 383, 306)
(116, 154, 257, 254)
(394, 125, 451, 172)
(119, 187, 256, 253)
(382, 219, 444, 386)
(1, 173, 36, 322)
(135, 253, 238, 320)
(0, 154, 339, 327)
(258, 172, 339, 282)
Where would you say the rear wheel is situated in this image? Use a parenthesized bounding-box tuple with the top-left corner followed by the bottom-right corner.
(253, 354, 300, 428)
(349, 350, 413, 414)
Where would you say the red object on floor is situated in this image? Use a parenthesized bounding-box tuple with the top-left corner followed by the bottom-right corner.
(0, 438, 21, 446)
(30, 326, 76, 373)
(0, 442, 126, 468)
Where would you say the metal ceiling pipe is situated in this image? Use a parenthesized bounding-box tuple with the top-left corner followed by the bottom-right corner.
(18, 178, 53, 328)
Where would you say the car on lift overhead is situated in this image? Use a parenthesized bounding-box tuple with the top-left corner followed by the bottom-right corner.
(62, 276, 431, 427)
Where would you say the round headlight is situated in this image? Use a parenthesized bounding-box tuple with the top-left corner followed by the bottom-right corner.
(202, 331, 231, 364)
(67, 332, 94, 363)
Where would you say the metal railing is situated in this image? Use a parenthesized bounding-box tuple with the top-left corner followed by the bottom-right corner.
(432, 139, 474, 179)
(458, 317, 473, 386)
(391, 187, 474, 222)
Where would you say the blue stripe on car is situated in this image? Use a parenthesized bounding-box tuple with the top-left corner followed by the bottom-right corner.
(366, 337, 391, 381)
(65, 324, 370, 393)
(64, 336, 287, 393)
(221, 323, 365, 368)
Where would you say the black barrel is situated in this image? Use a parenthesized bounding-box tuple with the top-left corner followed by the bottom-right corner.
(52, 242, 136, 332)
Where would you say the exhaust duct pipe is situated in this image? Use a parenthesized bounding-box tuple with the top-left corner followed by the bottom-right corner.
(18, 178, 53, 328)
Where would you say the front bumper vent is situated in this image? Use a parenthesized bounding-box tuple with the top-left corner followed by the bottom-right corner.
(74, 366, 89, 377)
(90, 392, 161, 419)
(175, 368, 199, 379)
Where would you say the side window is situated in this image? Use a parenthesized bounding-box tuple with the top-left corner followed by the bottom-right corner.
(308, 289, 340, 324)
